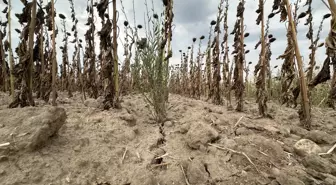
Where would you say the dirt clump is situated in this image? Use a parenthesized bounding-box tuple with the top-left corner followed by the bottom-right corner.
(303, 154, 336, 175)
(186, 158, 209, 184)
(306, 130, 336, 144)
(272, 169, 305, 185)
(294, 139, 322, 157)
(0, 106, 67, 152)
(84, 97, 104, 108)
(119, 113, 137, 127)
(186, 121, 219, 149)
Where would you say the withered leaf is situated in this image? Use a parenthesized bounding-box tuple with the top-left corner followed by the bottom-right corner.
(15, 28, 21, 33)
(280, 6, 287, 22)
(236, 2, 244, 17)
(298, 12, 307, 19)
(4, 39, 9, 51)
(2, 7, 8, 13)
(96, 0, 108, 19)
(162, 0, 168, 6)
(323, 13, 331, 19)
(1, 21, 7, 26)
(268, 13, 275, 19)
(306, 29, 312, 40)
(255, 41, 261, 49)
(59, 13, 66, 19)
(272, 0, 281, 11)
(309, 57, 331, 87)
(256, 14, 262, 25)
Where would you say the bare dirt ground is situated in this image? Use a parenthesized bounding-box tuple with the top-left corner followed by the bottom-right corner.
(0, 92, 335, 185)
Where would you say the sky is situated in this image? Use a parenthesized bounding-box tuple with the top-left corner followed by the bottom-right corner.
(0, 0, 332, 76)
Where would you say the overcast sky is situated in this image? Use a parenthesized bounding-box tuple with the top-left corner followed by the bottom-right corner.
(0, 0, 331, 75)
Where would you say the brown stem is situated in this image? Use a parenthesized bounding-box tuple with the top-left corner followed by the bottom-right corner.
(113, 0, 119, 106)
(8, 0, 14, 99)
(285, 0, 311, 128)
(28, 0, 37, 106)
(236, 0, 245, 112)
(258, 0, 267, 116)
(51, 0, 57, 106)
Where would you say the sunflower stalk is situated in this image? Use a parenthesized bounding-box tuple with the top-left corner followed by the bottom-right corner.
(51, 0, 57, 106)
(189, 38, 197, 98)
(27, 0, 37, 106)
(255, 0, 268, 116)
(8, 0, 14, 99)
(9, 0, 36, 107)
(276, 0, 296, 106)
(69, 0, 85, 100)
(112, 0, 120, 106)
(212, 0, 224, 105)
(182, 49, 189, 95)
(232, 0, 246, 112)
(195, 36, 204, 99)
(222, 0, 232, 108)
(0, 23, 8, 93)
(83, 0, 98, 99)
(285, 0, 311, 129)
(205, 23, 214, 100)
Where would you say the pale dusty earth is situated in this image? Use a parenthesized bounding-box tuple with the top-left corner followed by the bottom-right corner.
(0, 92, 335, 185)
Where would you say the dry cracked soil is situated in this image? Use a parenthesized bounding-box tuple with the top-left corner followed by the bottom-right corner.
(0, 92, 335, 185)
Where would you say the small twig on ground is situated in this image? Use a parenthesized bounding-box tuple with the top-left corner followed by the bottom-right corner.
(147, 150, 179, 160)
(257, 149, 269, 157)
(317, 97, 326, 107)
(319, 143, 336, 156)
(121, 147, 128, 164)
(234, 116, 244, 128)
(135, 142, 141, 148)
(0, 142, 10, 148)
(276, 140, 284, 145)
(136, 151, 141, 161)
(167, 104, 175, 110)
(180, 165, 191, 185)
(312, 107, 323, 115)
(155, 152, 169, 160)
(17, 133, 28, 137)
(208, 143, 260, 173)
